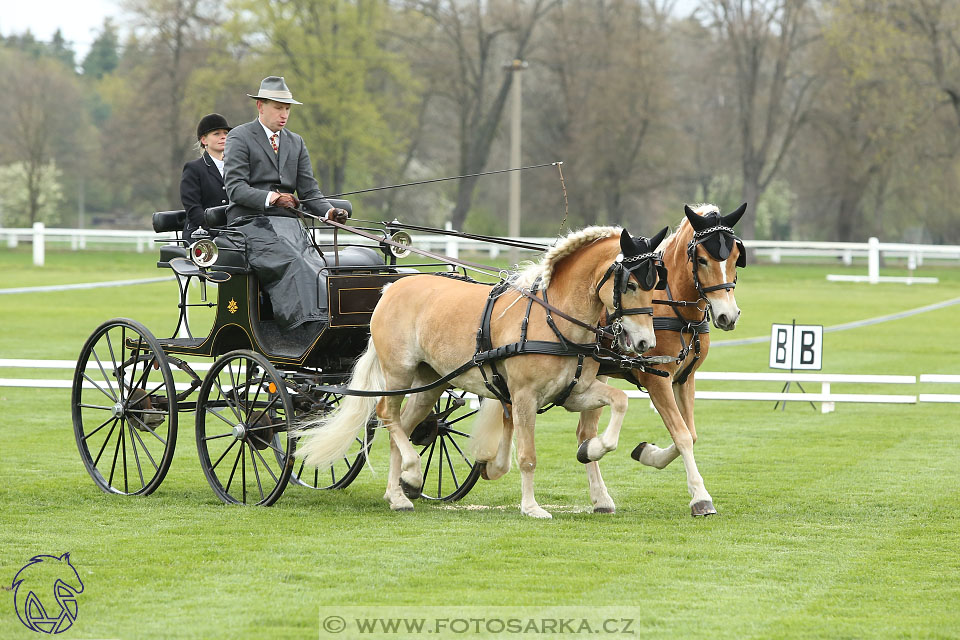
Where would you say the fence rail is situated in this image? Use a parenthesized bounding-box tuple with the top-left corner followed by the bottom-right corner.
(3, 223, 960, 271)
(3, 359, 956, 411)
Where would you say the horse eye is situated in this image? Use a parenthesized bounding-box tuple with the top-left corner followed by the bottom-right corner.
(626, 282, 638, 292)
(697, 257, 709, 266)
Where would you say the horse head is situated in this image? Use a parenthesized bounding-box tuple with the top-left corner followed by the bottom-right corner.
(594, 226, 670, 354)
(12, 553, 84, 633)
(681, 203, 748, 330)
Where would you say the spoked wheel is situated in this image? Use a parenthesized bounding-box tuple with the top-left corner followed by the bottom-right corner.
(411, 389, 482, 501)
(289, 392, 374, 490)
(195, 350, 294, 506)
(72, 318, 177, 496)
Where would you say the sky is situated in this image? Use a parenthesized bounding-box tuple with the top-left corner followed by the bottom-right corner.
(1, 0, 120, 60)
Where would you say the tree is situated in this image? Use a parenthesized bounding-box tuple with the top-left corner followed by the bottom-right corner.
(83, 19, 121, 79)
(0, 162, 65, 227)
(0, 49, 86, 225)
(230, 0, 418, 195)
(700, 0, 820, 239)
(409, 0, 557, 230)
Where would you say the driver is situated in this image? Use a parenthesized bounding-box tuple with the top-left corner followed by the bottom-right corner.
(223, 76, 349, 329)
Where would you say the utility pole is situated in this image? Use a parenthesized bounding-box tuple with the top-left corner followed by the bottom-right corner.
(505, 59, 527, 264)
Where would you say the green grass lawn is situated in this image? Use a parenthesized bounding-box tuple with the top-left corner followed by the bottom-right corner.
(1, 248, 959, 639)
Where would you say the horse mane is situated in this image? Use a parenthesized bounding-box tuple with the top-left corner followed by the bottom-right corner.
(511, 225, 621, 289)
(657, 203, 720, 251)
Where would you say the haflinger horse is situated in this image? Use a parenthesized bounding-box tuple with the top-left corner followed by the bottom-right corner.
(576, 202, 747, 516)
(296, 225, 670, 518)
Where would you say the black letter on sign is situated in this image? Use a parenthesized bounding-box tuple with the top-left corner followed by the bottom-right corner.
(800, 330, 816, 365)
(775, 328, 789, 364)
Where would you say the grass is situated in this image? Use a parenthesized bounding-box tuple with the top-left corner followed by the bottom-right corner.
(1, 248, 959, 638)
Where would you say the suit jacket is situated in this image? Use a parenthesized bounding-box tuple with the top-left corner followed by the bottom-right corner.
(223, 119, 332, 224)
(180, 151, 228, 242)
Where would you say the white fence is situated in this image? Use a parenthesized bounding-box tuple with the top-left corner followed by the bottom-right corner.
(4, 223, 960, 271)
(3, 359, 957, 412)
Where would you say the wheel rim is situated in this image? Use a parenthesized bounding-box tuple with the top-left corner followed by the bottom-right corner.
(72, 319, 177, 496)
(289, 392, 372, 490)
(196, 351, 294, 506)
(417, 390, 481, 501)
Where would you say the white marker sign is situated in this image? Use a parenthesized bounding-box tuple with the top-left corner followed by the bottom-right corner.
(769, 323, 823, 370)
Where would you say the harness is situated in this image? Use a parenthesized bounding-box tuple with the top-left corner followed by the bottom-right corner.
(653, 224, 743, 385)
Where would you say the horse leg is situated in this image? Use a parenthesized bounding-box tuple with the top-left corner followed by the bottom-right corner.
(568, 382, 629, 463)
(481, 404, 513, 481)
(383, 434, 413, 511)
(513, 394, 550, 519)
(633, 378, 700, 468)
(635, 380, 714, 516)
(674, 379, 715, 516)
(576, 408, 615, 513)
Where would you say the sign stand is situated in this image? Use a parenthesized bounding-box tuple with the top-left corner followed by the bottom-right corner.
(769, 319, 823, 411)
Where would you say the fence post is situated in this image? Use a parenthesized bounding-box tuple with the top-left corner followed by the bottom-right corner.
(821, 382, 834, 414)
(32, 222, 45, 266)
(6, 232, 17, 248)
(867, 237, 880, 284)
(445, 222, 459, 259)
(842, 249, 852, 266)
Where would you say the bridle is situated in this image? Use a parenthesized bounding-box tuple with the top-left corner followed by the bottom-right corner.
(686, 225, 744, 301)
(596, 251, 667, 341)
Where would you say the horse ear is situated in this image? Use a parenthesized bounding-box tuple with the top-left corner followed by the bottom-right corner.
(684, 205, 710, 232)
(649, 226, 670, 251)
(620, 229, 636, 256)
(722, 202, 748, 228)
(60, 552, 71, 562)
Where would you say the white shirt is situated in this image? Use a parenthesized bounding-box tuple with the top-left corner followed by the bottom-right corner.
(258, 119, 281, 207)
(211, 155, 224, 178)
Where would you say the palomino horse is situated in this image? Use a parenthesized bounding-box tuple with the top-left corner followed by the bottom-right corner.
(296, 225, 669, 518)
(575, 203, 747, 516)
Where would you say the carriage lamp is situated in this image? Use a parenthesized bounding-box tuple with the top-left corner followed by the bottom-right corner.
(389, 231, 413, 259)
(190, 239, 220, 267)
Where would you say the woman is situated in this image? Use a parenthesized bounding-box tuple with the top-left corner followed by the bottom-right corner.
(180, 113, 232, 243)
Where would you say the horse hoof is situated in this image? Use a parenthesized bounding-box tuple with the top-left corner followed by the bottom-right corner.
(399, 478, 421, 500)
(690, 500, 718, 517)
(630, 442, 648, 462)
(479, 462, 489, 481)
(392, 504, 414, 512)
(593, 506, 615, 514)
(576, 440, 592, 464)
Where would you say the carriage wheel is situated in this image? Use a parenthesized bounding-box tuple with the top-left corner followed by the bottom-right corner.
(413, 390, 482, 501)
(288, 392, 374, 490)
(195, 350, 294, 506)
(72, 318, 177, 496)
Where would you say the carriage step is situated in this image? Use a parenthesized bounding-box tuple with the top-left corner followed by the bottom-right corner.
(156, 337, 206, 349)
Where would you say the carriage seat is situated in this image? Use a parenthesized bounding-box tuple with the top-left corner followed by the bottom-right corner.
(152, 210, 188, 267)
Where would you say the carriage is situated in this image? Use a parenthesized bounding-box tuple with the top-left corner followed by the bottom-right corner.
(70, 201, 492, 506)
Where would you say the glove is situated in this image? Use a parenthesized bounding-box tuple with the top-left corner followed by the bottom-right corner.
(325, 207, 349, 223)
(273, 193, 299, 209)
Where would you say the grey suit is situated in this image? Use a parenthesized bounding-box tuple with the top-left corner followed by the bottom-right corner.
(224, 119, 332, 223)
(221, 119, 335, 329)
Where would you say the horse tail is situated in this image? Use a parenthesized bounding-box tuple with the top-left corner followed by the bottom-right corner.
(469, 398, 504, 462)
(296, 337, 383, 469)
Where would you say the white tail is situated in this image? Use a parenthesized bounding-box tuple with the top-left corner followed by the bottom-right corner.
(469, 399, 504, 462)
(295, 338, 383, 469)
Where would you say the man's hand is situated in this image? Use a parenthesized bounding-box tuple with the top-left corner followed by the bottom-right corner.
(325, 208, 349, 223)
(273, 193, 299, 209)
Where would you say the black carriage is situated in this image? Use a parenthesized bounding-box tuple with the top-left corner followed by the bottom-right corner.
(71, 203, 483, 505)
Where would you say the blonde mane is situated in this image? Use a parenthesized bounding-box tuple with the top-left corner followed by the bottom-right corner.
(657, 203, 720, 252)
(511, 226, 621, 290)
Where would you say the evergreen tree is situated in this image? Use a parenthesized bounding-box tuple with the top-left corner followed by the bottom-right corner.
(82, 19, 120, 79)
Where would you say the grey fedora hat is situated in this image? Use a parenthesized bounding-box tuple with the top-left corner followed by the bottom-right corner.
(247, 76, 303, 105)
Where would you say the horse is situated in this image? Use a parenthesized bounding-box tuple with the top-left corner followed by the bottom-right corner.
(575, 202, 747, 516)
(296, 225, 670, 518)
(12, 553, 85, 634)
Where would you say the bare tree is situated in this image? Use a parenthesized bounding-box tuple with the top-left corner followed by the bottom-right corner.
(700, 0, 820, 238)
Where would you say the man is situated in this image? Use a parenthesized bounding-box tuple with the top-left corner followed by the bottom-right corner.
(180, 113, 231, 243)
(223, 76, 349, 329)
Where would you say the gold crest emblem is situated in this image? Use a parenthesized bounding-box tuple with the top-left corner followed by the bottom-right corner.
(227, 298, 238, 314)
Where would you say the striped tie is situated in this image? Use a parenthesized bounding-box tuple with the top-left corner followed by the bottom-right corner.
(270, 133, 278, 154)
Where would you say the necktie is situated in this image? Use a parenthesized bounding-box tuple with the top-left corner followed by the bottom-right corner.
(270, 133, 278, 154)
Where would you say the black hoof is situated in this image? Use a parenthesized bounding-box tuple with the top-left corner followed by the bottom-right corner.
(690, 500, 718, 517)
(478, 461, 489, 481)
(593, 506, 615, 514)
(576, 440, 593, 464)
(630, 442, 648, 462)
(399, 478, 421, 500)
